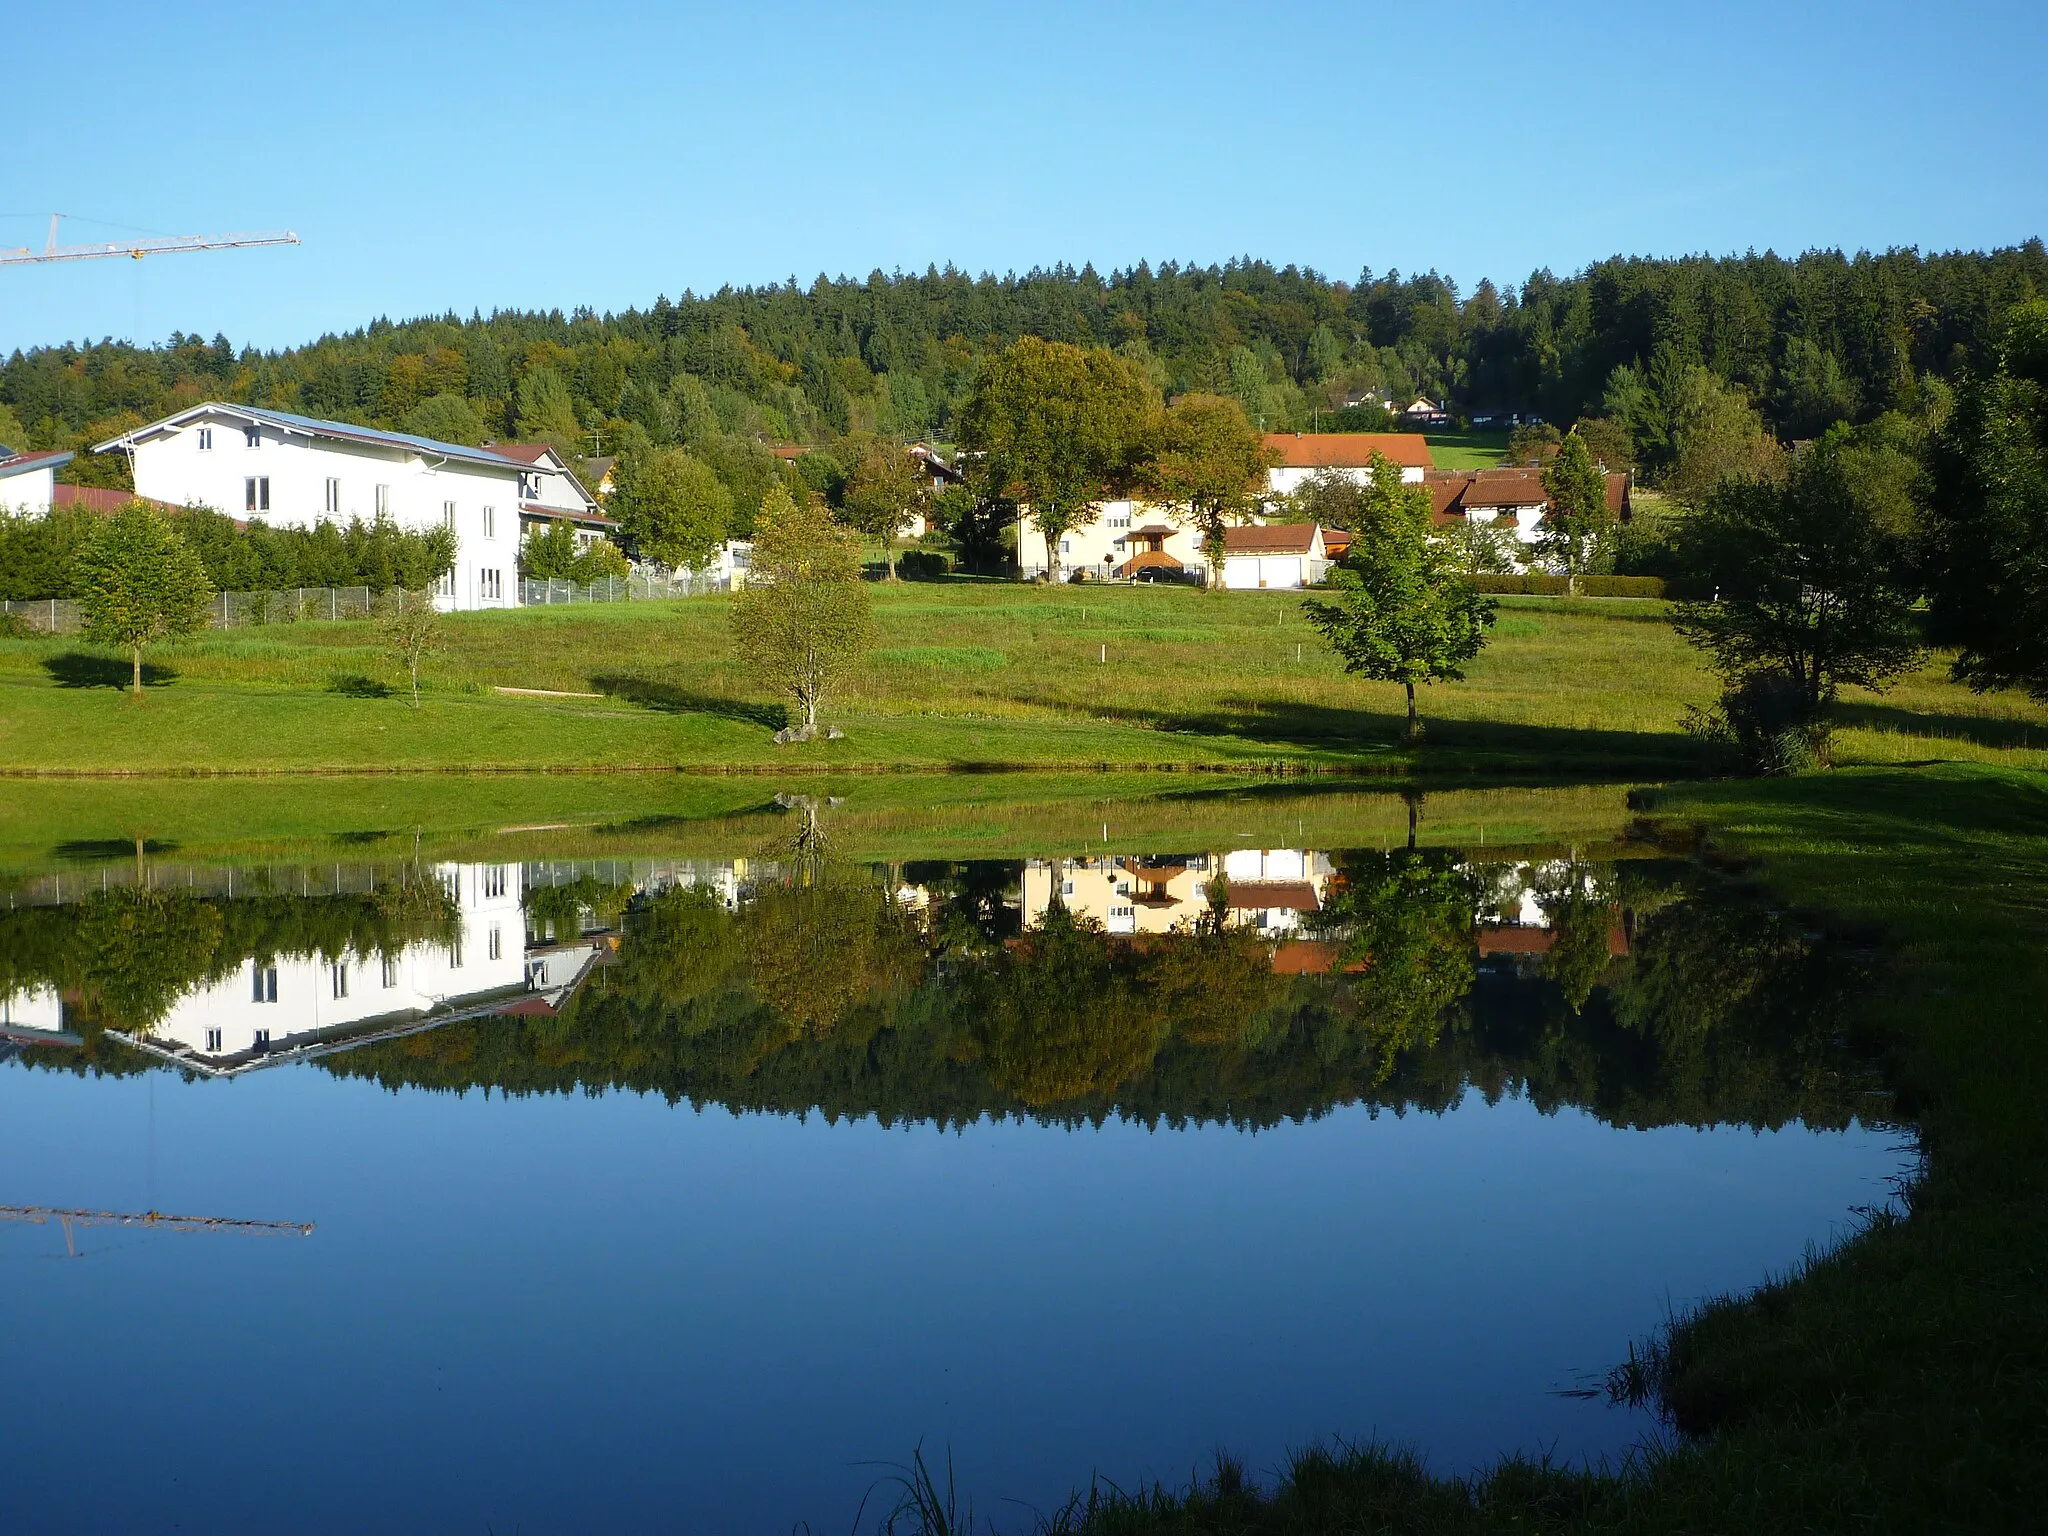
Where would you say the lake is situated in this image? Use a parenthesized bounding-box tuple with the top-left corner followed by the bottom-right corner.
(0, 787, 1913, 1533)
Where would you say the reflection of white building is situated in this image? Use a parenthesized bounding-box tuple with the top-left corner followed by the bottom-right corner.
(113, 863, 604, 1077)
(1020, 850, 1335, 935)
(1, 985, 68, 1039)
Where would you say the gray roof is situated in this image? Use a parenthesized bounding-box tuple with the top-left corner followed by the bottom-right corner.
(95, 403, 522, 473)
(0, 449, 74, 479)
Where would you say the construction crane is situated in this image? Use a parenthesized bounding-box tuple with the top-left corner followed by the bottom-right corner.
(0, 214, 299, 267)
(0, 1204, 314, 1258)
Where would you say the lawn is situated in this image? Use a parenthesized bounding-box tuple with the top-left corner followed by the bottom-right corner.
(1426, 428, 1513, 469)
(5, 584, 2042, 778)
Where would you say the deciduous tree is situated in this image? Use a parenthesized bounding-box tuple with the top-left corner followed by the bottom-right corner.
(1141, 394, 1274, 587)
(1302, 456, 1494, 740)
(74, 502, 213, 694)
(375, 586, 443, 709)
(614, 446, 731, 572)
(730, 484, 873, 739)
(835, 433, 929, 579)
(956, 337, 1155, 582)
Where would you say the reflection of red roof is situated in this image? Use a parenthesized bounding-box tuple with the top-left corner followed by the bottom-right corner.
(1477, 922, 1629, 958)
(1225, 880, 1319, 912)
(1266, 433, 1433, 470)
(1270, 940, 1367, 975)
(494, 995, 563, 1017)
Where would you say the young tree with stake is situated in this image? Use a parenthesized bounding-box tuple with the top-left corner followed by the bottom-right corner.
(74, 503, 214, 695)
(376, 587, 443, 709)
(1303, 455, 1494, 741)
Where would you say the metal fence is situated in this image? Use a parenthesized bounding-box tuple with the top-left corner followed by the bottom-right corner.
(519, 570, 729, 605)
(0, 598, 80, 635)
(217, 586, 377, 626)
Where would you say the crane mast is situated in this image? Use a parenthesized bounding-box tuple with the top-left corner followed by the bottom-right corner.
(0, 1204, 314, 1257)
(0, 214, 299, 267)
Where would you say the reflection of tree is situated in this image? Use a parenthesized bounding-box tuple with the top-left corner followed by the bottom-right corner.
(971, 906, 1164, 1107)
(738, 869, 921, 1036)
(76, 890, 227, 1036)
(523, 875, 634, 942)
(1312, 851, 1479, 1080)
(1536, 863, 1618, 1014)
(1142, 923, 1283, 1048)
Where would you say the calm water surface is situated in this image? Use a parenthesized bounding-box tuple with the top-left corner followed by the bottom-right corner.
(0, 824, 1912, 1533)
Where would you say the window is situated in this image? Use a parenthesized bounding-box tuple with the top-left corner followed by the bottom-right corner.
(197, 427, 213, 451)
(1060, 539, 1072, 553)
(252, 964, 277, 1003)
(443, 501, 457, 531)
(331, 963, 349, 999)
(482, 867, 508, 900)
(435, 570, 454, 598)
(205, 1028, 222, 1053)
(325, 477, 341, 514)
(482, 506, 495, 539)
(1061, 880, 1075, 896)
(442, 870, 460, 902)
(382, 956, 400, 989)
(488, 925, 502, 961)
(449, 939, 464, 969)
(254, 1028, 271, 1049)
(244, 476, 270, 512)
(244, 423, 260, 448)
(1111, 905, 1135, 920)
(375, 484, 390, 515)
(481, 569, 502, 600)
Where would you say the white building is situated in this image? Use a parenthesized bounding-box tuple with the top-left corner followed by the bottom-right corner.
(1017, 498, 1208, 583)
(1221, 523, 1330, 590)
(96, 404, 534, 611)
(478, 441, 618, 552)
(0, 448, 71, 514)
(1263, 432, 1432, 497)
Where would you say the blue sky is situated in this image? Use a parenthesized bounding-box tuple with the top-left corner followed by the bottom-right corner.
(5, 0, 2043, 353)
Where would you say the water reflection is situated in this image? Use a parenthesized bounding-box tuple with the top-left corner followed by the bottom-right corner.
(3, 843, 1884, 1135)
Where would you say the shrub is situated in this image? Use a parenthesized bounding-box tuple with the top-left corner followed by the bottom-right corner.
(1469, 573, 1666, 597)
(898, 549, 950, 580)
(1683, 673, 1835, 774)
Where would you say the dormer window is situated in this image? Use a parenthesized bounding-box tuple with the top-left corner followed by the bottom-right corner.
(243, 424, 260, 448)
(197, 427, 213, 451)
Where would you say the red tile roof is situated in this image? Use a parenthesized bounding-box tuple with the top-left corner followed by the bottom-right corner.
(1224, 523, 1319, 555)
(52, 485, 181, 514)
(1224, 880, 1320, 912)
(1425, 469, 1632, 521)
(1265, 432, 1434, 470)
(480, 442, 554, 465)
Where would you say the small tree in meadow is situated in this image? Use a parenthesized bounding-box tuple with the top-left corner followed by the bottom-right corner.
(1303, 455, 1494, 741)
(74, 503, 214, 694)
(730, 485, 873, 740)
(836, 433, 930, 579)
(1536, 428, 1613, 595)
(376, 587, 443, 709)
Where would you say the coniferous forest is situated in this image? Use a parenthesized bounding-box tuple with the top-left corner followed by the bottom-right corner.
(5, 246, 2045, 498)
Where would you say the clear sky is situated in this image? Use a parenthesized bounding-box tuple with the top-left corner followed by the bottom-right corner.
(4, 0, 2043, 354)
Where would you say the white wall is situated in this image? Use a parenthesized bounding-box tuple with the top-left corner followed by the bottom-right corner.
(1268, 463, 1426, 498)
(0, 985, 65, 1033)
(0, 463, 57, 515)
(128, 412, 524, 611)
(1017, 499, 1206, 581)
(145, 861, 529, 1061)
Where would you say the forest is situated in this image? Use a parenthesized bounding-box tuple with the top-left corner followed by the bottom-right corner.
(5, 245, 2045, 508)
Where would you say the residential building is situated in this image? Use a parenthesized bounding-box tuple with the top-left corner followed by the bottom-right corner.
(1021, 849, 1336, 936)
(480, 441, 618, 552)
(1222, 523, 1330, 590)
(0, 448, 72, 513)
(95, 403, 530, 610)
(1017, 499, 1206, 583)
(1426, 467, 1631, 562)
(1264, 432, 1432, 496)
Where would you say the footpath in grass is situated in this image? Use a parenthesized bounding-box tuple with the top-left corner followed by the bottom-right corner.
(1036, 763, 2048, 1533)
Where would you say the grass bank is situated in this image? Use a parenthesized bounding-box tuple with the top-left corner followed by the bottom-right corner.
(1011, 762, 2048, 1533)
(4, 585, 2042, 778)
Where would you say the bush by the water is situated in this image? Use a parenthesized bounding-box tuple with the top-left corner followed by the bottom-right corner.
(1470, 573, 1666, 597)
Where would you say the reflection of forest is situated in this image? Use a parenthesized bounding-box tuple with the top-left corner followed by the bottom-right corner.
(295, 853, 1885, 1134)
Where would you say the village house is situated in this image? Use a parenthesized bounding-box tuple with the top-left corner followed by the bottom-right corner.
(95, 403, 582, 610)
(1264, 431, 1432, 496)
(0, 447, 72, 513)
(1222, 523, 1330, 590)
(478, 440, 617, 552)
(1426, 467, 1631, 564)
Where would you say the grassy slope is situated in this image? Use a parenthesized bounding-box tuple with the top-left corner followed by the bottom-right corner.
(1426, 430, 1512, 470)
(1048, 763, 2048, 1533)
(5, 586, 2043, 777)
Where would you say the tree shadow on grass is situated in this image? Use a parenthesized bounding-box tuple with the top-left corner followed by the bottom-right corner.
(43, 652, 177, 689)
(590, 673, 787, 731)
(1096, 695, 1710, 776)
(327, 674, 394, 699)
(1834, 701, 2047, 753)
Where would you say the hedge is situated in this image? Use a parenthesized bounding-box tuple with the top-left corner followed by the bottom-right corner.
(1470, 573, 1667, 598)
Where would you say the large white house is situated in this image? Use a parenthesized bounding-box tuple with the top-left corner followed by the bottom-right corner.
(478, 440, 618, 552)
(96, 404, 542, 610)
(0, 448, 72, 514)
(1263, 431, 1432, 495)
